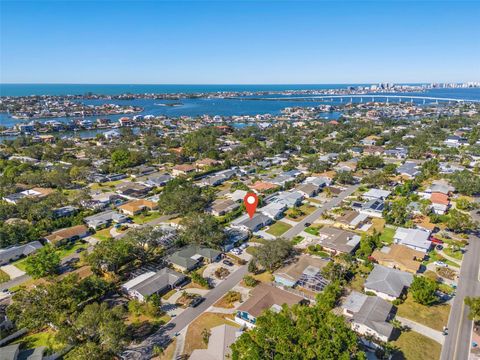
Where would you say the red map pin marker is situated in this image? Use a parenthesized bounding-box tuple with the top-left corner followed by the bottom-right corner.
(244, 192, 258, 219)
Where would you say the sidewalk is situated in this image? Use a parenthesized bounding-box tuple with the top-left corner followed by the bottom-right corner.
(396, 315, 445, 344)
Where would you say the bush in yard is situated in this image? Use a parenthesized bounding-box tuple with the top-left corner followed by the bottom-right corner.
(410, 276, 439, 305)
(190, 271, 211, 288)
(225, 290, 241, 304)
(243, 275, 259, 287)
(214, 267, 230, 279)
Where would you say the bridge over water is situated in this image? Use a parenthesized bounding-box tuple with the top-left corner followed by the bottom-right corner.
(261, 94, 480, 104)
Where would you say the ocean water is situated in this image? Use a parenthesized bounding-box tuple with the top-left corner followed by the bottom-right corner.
(1, 84, 479, 130)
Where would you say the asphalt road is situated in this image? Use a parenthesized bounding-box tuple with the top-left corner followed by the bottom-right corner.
(282, 184, 360, 240)
(121, 264, 248, 359)
(441, 233, 480, 360)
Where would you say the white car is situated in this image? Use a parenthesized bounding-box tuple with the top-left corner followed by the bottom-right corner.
(239, 243, 248, 250)
(231, 248, 242, 255)
(435, 261, 448, 267)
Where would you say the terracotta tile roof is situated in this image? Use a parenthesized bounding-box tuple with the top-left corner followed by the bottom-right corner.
(430, 192, 449, 205)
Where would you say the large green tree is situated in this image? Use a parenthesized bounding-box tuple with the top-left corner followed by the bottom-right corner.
(464, 297, 480, 321)
(157, 178, 207, 215)
(231, 300, 364, 360)
(253, 238, 293, 272)
(409, 276, 439, 305)
(179, 213, 225, 249)
(24, 245, 61, 279)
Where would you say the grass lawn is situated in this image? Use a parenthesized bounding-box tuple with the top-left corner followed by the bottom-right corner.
(154, 338, 177, 360)
(285, 204, 316, 221)
(183, 313, 239, 356)
(266, 221, 292, 237)
(132, 211, 162, 225)
(12, 257, 28, 272)
(92, 227, 113, 241)
(0, 269, 10, 283)
(304, 226, 320, 236)
(56, 242, 89, 259)
(246, 246, 258, 256)
(162, 289, 177, 301)
(291, 236, 304, 245)
(252, 271, 273, 283)
(392, 330, 441, 360)
(397, 294, 451, 331)
(443, 247, 463, 261)
(368, 218, 386, 234)
(89, 179, 125, 191)
(13, 330, 64, 353)
(380, 226, 396, 245)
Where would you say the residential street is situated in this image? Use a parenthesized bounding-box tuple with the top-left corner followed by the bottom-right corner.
(121, 264, 248, 359)
(283, 184, 360, 240)
(441, 233, 480, 360)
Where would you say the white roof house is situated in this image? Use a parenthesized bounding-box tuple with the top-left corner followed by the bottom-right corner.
(393, 227, 432, 253)
(363, 189, 391, 201)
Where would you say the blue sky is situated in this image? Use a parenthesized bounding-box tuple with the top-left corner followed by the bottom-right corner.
(1, 1, 479, 84)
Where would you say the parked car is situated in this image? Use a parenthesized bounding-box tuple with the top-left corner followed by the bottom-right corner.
(436, 245, 443, 250)
(223, 259, 234, 266)
(435, 261, 448, 267)
(190, 296, 205, 307)
(304, 222, 311, 227)
(239, 243, 248, 250)
(231, 248, 242, 255)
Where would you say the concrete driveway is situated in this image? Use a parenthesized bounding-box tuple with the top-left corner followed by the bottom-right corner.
(0, 264, 25, 279)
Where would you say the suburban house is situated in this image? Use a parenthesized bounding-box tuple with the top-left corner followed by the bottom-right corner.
(44, 225, 89, 246)
(227, 190, 248, 202)
(274, 255, 329, 292)
(121, 268, 186, 302)
(359, 199, 385, 218)
(118, 199, 158, 216)
(235, 283, 306, 328)
(222, 227, 249, 252)
(2, 187, 54, 205)
(270, 191, 304, 207)
(115, 182, 151, 199)
(364, 264, 413, 301)
(260, 202, 287, 220)
(231, 213, 273, 233)
(361, 135, 381, 146)
(207, 199, 240, 217)
(336, 210, 370, 230)
(0, 344, 46, 360)
(250, 181, 278, 193)
(52, 206, 78, 218)
(0, 241, 43, 266)
(314, 227, 361, 255)
(296, 183, 321, 198)
(393, 227, 432, 253)
(172, 164, 196, 177)
(139, 173, 172, 187)
(362, 188, 391, 201)
(371, 244, 425, 274)
(342, 292, 395, 342)
(167, 245, 222, 272)
(429, 192, 450, 215)
(397, 161, 421, 179)
(195, 158, 221, 169)
(189, 324, 242, 360)
(84, 210, 128, 229)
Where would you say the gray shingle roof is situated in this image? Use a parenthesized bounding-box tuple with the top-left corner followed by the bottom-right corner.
(364, 264, 413, 298)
